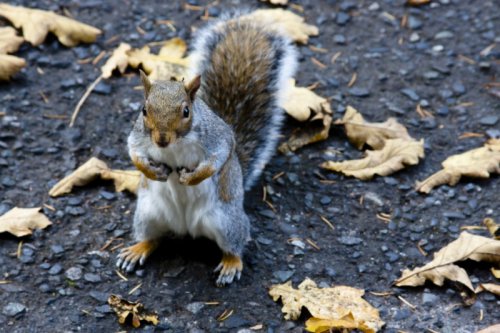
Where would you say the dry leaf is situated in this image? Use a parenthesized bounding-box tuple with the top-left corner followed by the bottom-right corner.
(49, 157, 140, 197)
(101, 43, 132, 79)
(476, 324, 500, 333)
(260, 0, 288, 5)
(108, 294, 158, 328)
(240, 9, 318, 44)
(492, 267, 500, 279)
(475, 283, 500, 296)
(0, 54, 26, 80)
(322, 138, 424, 180)
(395, 232, 500, 295)
(127, 38, 189, 80)
(0, 3, 101, 47)
(0, 207, 52, 237)
(416, 139, 500, 193)
(0, 26, 24, 54)
(269, 278, 384, 333)
(337, 106, 412, 150)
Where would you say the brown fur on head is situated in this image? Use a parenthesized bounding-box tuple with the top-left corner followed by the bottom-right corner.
(140, 70, 201, 147)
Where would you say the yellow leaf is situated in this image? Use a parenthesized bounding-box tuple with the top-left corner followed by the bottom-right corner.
(0, 3, 101, 47)
(49, 157, 140, 197)
(127, 38, 189, 80)
(416, 139, 500, 193)
(108, 294, 158, 328)
(338, 106, 413, 150)
(269, 278, 384, 333)
(101, 43, 132, 79)
(483, 217, 500, 240)
(395, 232, 500, 294)
(492, 267, 500, 279)
(306, 315, 359, 333)
(0, 54, 26, 80)
(476, 324, 500, 333)
(475, 283, 500, 297)
(0, 26, 24, 54)
(240, 9, 318, 44)
(0, 207, 52, 237)
(321, 138, 424, 180)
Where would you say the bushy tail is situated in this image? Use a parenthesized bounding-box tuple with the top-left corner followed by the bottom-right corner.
(190, 15, 297, 190)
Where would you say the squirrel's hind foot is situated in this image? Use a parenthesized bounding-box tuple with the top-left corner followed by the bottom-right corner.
(116, 240, 159, 272)
(214, 253, 243, 287)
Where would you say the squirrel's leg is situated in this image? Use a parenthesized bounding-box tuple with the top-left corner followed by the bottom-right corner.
(214, 252, 244, 286)
(116, 239, 159, 272)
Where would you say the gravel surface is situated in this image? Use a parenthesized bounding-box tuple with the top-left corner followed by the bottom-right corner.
(0, 0, 499, 332)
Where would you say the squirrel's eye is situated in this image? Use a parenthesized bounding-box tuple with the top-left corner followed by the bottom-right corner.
(142, 105, 147, 116)
(183, 106, 190, 118)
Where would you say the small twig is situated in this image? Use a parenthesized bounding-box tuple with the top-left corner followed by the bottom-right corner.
(69, 75, 103, 127)
(398, 295, 417, 310)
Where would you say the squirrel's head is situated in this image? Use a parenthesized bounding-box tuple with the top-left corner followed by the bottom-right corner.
(139, 70, 201, 148)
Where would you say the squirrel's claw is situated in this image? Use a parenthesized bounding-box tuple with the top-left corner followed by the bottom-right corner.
(215, 253, 243, 287)
(116, 240, 158, 272)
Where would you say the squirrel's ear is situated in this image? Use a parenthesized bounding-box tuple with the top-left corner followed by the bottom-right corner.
(185, 75, 201, 101)
(139, 69, 152, 98)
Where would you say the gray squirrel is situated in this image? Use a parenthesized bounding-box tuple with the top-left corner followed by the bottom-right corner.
(116, 13, 297, 286)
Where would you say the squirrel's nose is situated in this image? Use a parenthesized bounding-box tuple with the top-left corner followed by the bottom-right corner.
(156, 139, 169, 148)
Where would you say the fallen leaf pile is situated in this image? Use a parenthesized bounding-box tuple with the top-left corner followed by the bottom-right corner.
(279, 79, 333, 153)
(270, 278, 385, 333)
(0, 207, 52, 237)
(416, 139, 500, 193)
(395, 231, 500, 302)
(49, 157, 140, 197)
(322, 106, 425, 179)
(108, 294, 158, 328)
(0, 3, 101, 80)
(0, 26, 25, 80)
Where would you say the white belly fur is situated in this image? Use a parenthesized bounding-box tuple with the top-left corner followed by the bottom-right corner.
(136, 139, 223, 243)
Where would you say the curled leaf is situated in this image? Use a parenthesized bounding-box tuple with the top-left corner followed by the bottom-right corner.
(0, 207, 52, 237)
(108, 294, 158, 328)
(240, 9, 318, 44)
(0, 54, 26, 80)
(270, 278, 384, 333)
(395, 232, 500, 295)
(0, 27, 24, 54)
(416, 139, 500, 193)
(322, 138, 424, 180)
(49, 157, 140, 197)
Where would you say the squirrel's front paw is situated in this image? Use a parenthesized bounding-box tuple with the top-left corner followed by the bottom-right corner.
(178, 168, 195, 185)
(178, 164, 215, 186)
(148, 160, 172, 181)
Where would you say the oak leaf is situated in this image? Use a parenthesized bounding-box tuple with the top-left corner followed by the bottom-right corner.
(49, 157, 140, 197)
(108, 294, 158, 328)
(0, 54, 26, 80)
(416, 139, 500, 193)
(269, 278, 384, 333)
(0, 27, 24, 54)
(127, 38, 190, 80)
(475, 283, 500, 297)
(322, 138, 424, 180)
(0, 3, 101, 47)
(101, 43, 132, 79)
(395, 232, 500, 295)
(337, 106, 412, 150)
(279, 79, 333, 153)
(0, 207, 52, 237)
(240, 9, 318, 44)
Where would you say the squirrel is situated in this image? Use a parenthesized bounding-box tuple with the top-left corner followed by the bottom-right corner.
(116, 13, 297, 286)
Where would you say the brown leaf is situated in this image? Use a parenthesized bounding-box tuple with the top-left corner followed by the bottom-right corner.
(0, 207, 52, 237)
(108, 294, 158, 328)
(0, 27, 24, 54)
(475, 283, 500, 296)
(321, 138, 424, 180)
(492, 267, 500, 279)
(240, 9, 318, 44)
(395, 232, 500, 294)
(127, 38, 189, 80)
(476, 324, 500, 333)
(49, 157, 140, 197)
(483, 217, 500, 240)
(279, 113, 332, 154)
(406, 0, 431, 5)
(416, 139, 500, 193)
(101, 43, 132, 79)
(0, 54, 26, 80)
(0, 3, 101, 47)
(338, 106, 412, 150)
(269, 278, 384, 333)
